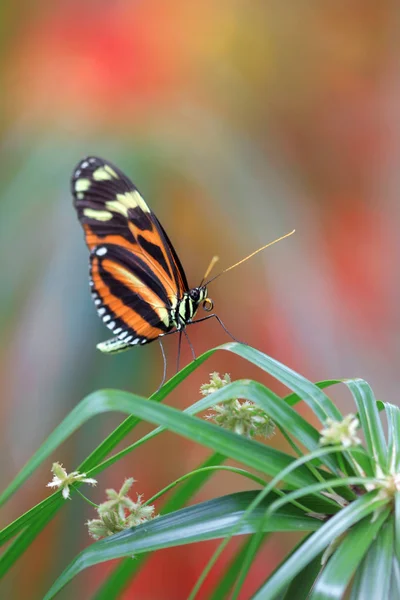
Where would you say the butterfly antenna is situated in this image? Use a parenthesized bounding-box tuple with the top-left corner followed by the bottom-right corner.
(204, 229, 295, 286)
(200, 255, 219, 287)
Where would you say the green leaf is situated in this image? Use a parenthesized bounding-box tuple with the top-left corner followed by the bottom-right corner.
(0, 501, 60, 579)
(183, 379, 340, 475)
(344, 378, 387, 472)
(385, 403, 400, 473)
(251, 491, 388, 599)
(0, 350, 213, 507)
(310, 508, 390, 599)
(282, 553, 323, 600)
(395, 493, 400, 562)
(223, 344, 342, 422)
(210, 535, 268, 600)
(43, 491, 320, 600)
(0, 344, 348, 578)
(0, 387, 325, 565)
(284, 381, 341, 408)
(0, 344, 336, 507)
(350, 516, 394, 600)
(389, 556, 400, 599)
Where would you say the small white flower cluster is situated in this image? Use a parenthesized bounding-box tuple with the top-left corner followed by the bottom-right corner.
(320, 414, 361, 448)
(86, 478, 156, 540)
(201, 372, 275, 440)
(47, 464, 156, 541)
(47, 462, 97, 499)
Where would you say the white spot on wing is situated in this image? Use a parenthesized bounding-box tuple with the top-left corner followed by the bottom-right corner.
(103, 315, 111, 323)
(81, 160, 89, 168)
(114, 328, 122, 335)
(108, 321, 115, 329)
(119, 332, 128, 340)
(75, 178, 91, 192)
(96, 247, 108, 256)
(93, 167, 112, 181)
(98, 308, 106, 316)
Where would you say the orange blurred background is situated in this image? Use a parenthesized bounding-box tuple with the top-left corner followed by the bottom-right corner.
(1, 1, 399, 598)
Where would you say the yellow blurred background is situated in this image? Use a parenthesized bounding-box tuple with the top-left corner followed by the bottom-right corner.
(1, 1, 399, 598)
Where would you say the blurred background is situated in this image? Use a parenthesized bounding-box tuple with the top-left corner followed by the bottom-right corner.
(1, 1, 399, 598)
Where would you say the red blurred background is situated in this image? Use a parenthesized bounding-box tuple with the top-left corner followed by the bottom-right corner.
(1, 1, 399, 598)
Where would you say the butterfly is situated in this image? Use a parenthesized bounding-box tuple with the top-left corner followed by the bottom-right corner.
(72, 156, 294, 381)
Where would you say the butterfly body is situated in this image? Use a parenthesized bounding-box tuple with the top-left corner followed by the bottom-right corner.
(72, 157, 212, 354)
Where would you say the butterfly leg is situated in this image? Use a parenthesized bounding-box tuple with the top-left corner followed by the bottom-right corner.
(156, 338, 167, 393)
(188, 314, 247, 345)
(176, 331, 183, 372)
(183, 329, 197, 362)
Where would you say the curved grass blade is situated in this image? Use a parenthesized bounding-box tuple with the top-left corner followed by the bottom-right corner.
(189, 445, 354, 600)
(385, 403, 400, 473)
(0, 388, 323, 550)
(284, 381, 341, 407)
(0, 349, 216, 507)
(251, 491, 387, 599)
(0, 500, 60, 580)
(0, 345, 335, 507)
(389, 556, 400, 599)
(395, 493, 400, 562)
(349, 516, 394, 600)
(310, 508, 390, 600)
(0, 344, 344, 576)
(44, 491, 320, 600)
(344, 378, 387, 473)
(222, 344, 342, 422)
(209, 535, 268, 600)
(282, 552, 323, 600)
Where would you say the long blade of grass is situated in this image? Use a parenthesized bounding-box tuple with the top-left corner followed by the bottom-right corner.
(284, 381, 341, 407)
(0, 349, 214, 507)
(310, 508, 390, 599)
(251, 491, 387, 599)
(0, 348, 336, 507)
(349, 515, 394, 600)
(0, 345, 344, 578)
(344, 378, 387, 472)
(385, 403, 400, 473)
(222, 344, 342, 422)
(395, 493, 400, 562)
(189, 445, 352, 600)
(209, 535, 268, 600)
(0, 391, 323, 550)
(282, 552, 324, 600)
(44, 491, 320, 600)
(389, 556, 400, 599)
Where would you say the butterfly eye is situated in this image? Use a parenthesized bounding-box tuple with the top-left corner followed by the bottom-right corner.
(202, 298, 214, 312)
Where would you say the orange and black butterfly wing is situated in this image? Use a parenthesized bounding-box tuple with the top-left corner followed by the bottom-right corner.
(90, 244, 173, 351)
(72, 156, 188, 352)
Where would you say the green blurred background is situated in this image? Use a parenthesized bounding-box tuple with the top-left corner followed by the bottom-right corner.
(1, 1, 399, 598)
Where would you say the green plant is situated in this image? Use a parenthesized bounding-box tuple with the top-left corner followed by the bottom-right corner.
(1, 343, 399, 599)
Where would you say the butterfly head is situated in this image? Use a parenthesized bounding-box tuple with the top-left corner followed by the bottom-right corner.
(175, 286, 213, 329)
(189, 286, 213, 313)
